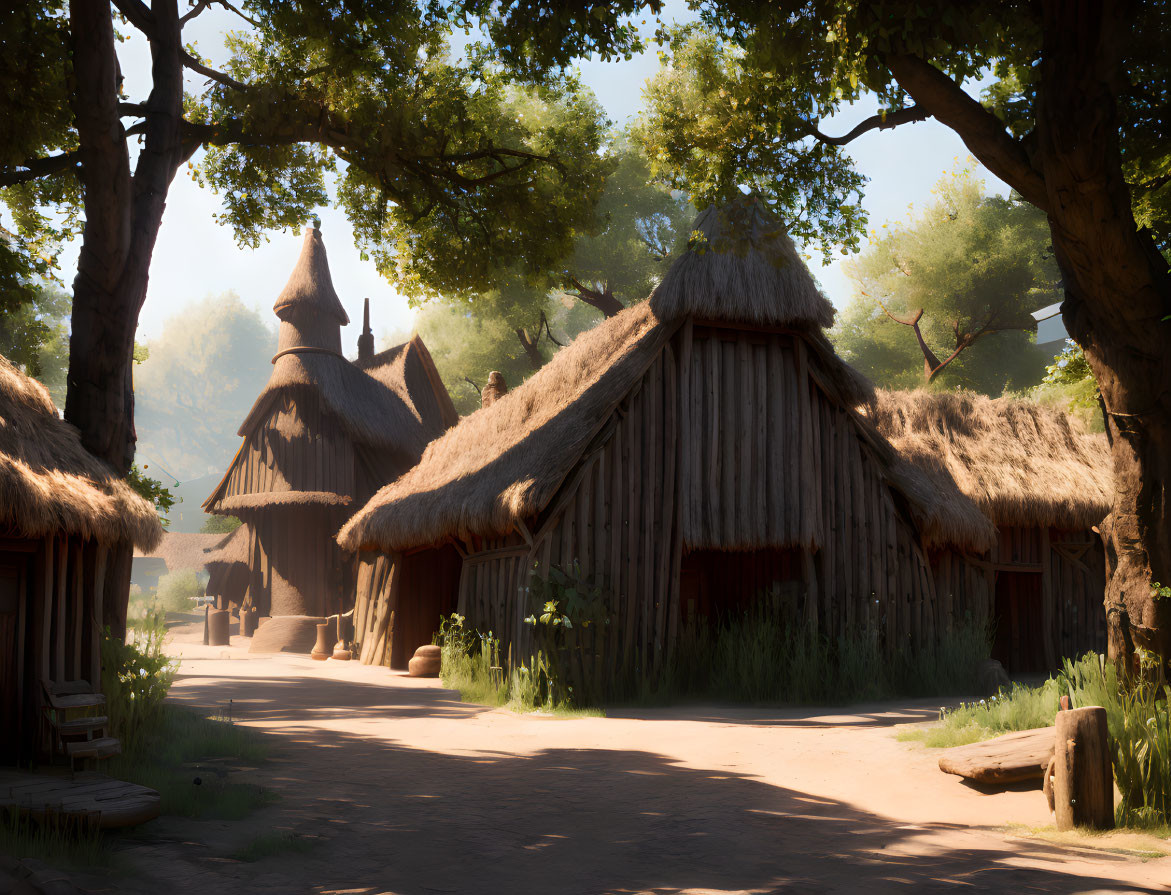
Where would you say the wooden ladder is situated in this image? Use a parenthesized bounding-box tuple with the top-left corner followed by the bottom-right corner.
(41, 680, 121, 771)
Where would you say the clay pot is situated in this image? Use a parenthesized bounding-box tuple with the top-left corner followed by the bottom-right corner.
(331, 644, 352, 661)
(207, 608, 230, 646)
(310, 623, 331, 661)
(408, 644, 441, 677)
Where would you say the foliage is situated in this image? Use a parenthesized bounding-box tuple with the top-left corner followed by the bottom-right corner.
(200, 514, 242, 535)
(522, 561, 614, 706)
(231, 831, 317, 863)
(99, 614, 178, 752)
(0, 807, 111, 870)
(831, 167, 1056, 391)
(155, 570, 207, 614)
(134, 293, 277, 480)
(126, 464, 176, 522)
(633, 27, 867, 262)
(925, 651, 1171, 828)
(1028, 340, 1104, 432)
(0, 285, 69, 405)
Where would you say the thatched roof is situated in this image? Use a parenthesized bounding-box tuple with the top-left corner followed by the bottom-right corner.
(203, 524, 249, 569)
(355, 334, 459, 437)
(273, 226, 349, 326)
(339, 301, 673, 552)
(0, 355, 162, 550)
(203, 524, 251, 598)
(650, 197, 835, 330)
(871, 390, 1112, 534)
(133, 531, 223, 573)
(232, 351, 431, 463)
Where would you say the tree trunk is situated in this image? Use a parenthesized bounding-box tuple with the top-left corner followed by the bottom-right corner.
(66, 1, 189, 633)
(1053, 706, 1114, 831)
(1036, 0, 1171, 671)
(516, 327, 544, 371)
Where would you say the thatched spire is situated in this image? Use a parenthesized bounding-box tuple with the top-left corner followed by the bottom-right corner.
(273, 224, 349, 359)
(357, 298, 375, 362)
(650, 195, 835, 330)
(481, 371, 507, 408)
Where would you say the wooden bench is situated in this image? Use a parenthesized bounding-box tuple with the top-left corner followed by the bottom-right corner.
(41, 681, 121, 771)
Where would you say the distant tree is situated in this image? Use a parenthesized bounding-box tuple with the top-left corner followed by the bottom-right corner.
(0, 285, 70, 405)
(832, 169, 1057, 390)
(134, 293, 276, 480)
(200, 514, 241, 535)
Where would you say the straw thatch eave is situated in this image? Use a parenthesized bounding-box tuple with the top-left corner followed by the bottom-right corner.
(355, 333, 459, 435)
(132, 531, 224, 573)
(0, 355, 162, 550)
(870, 389, 1112, 534)
(339, 301, 676, 553)
(650, 198, 836, 330)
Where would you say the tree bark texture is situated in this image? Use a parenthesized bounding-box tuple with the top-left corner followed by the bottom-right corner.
(887, 1, 1171, 671)
(1035, 0, 1171, 669)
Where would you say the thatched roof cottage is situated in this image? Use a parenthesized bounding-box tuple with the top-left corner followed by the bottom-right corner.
(202, 226, 456, 640)
(1, 355, 162, 761)
(871, 390, 1110, 672)
(339, 198, 991, 671)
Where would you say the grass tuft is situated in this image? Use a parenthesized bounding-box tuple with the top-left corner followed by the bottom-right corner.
(230, 831, 317, 863)
(0, 808, 113, 870)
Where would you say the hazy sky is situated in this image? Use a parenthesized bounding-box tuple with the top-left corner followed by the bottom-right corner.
(55, 3, 1008, 344)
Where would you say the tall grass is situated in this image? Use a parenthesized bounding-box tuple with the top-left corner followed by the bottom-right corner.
(928, 652, 1171, 829)
(99, 610, 177, 751)
(437, 602, 992, 711)
(0, 807, 112, 869)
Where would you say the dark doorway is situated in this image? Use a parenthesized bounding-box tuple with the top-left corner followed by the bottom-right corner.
(679, 548, 804, 625)
(992, 571, 1045, 674)
(1, 551, 30, 762)
(390, 544, 463, 669)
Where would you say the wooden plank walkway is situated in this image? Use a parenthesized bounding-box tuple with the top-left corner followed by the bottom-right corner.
(0, 769, 160, 828)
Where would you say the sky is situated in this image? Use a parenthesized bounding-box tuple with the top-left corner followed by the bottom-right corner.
(55, 3, 1009, 345)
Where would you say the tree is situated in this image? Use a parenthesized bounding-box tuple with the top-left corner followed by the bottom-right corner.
(0, 285, 70, 406)
(134, 292, 276, 481)
(833, 168, 1056, 390)
(477, 0, 1171, 671)
(1030, 341, 1106, 433)
(0, 2, 608, 476)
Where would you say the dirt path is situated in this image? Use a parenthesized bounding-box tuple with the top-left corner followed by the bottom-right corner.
(110, 639, 1169, 894)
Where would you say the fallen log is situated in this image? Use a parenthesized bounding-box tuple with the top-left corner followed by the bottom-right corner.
(938, 726, 1056, 785)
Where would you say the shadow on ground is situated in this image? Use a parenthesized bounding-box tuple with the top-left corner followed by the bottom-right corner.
(112, 672, 1162, 895)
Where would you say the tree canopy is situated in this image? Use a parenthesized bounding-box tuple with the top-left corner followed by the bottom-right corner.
(832, 168, 1057, 392)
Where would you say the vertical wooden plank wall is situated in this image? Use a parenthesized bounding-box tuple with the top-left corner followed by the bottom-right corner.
(1050, 527, 1108, 660)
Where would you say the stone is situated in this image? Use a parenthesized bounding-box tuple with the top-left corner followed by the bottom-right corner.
(938, 726, 1055, 785)
(975, 659, 1011, 697)
(408, 644, 441, 677)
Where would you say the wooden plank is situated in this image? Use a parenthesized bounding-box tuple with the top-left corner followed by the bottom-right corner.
(656, 344, 678, 664)
(70, 542, 83, 681)
(796, 339, 817, 545)
(54, 537, 66, 682)
(623, 395, 639, 664)
(737, 335, 753, 545)
(766, 341, 784, 543)
(706, 335, 720, 545)
(1040, 526, 1055, 669)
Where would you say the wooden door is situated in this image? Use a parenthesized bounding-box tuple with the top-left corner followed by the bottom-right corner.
(390, 544, 463, 669)
(993, 571, 1045, 674)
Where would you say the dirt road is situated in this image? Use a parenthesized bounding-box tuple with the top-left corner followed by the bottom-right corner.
(110, 640, 1169, 894)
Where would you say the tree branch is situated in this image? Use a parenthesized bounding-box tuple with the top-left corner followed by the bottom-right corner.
(0, 152, 82, 187)
(800, 105, 932, 146)
(111, 0, 154, 34)
(182, 52, 250, 92)
(540, 310, 564, 347)
(883, 53, 1049, 211)
(179, 0, 212, 25)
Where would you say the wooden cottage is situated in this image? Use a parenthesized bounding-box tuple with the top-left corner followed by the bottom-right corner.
(203, 226, 456, 643)
(202, 523, 250, 609)
(338, 199, 995, 671)
(871, 390, 1110, 673)
(0, 355, 162, 763)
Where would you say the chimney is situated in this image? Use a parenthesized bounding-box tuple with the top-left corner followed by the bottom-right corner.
(357, 298, 374, 362)
(481, 371, 508, 408)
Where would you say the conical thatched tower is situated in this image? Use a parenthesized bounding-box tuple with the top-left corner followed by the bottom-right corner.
(204, 226, 456, 646)
(339, 197, 993, 673)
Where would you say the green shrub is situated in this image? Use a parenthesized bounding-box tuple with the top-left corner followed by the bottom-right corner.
(100, 612, 177, 751)
(155, 569, 206, 613)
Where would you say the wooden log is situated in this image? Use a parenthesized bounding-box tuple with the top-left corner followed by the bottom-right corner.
(938, 726, 1055, 785)
(1053, 706, 1114, 831)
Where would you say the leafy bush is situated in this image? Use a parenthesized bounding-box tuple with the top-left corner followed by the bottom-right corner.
(200, 514, 241, 534)
(99, 611, 177, 751)
(155, 569, 206, 613)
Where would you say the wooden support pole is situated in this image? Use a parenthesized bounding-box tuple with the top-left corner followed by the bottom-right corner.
(1053, 706, 1114, 831)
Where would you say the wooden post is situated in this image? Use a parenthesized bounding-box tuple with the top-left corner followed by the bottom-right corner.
(1053, 706, 1114, 831)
